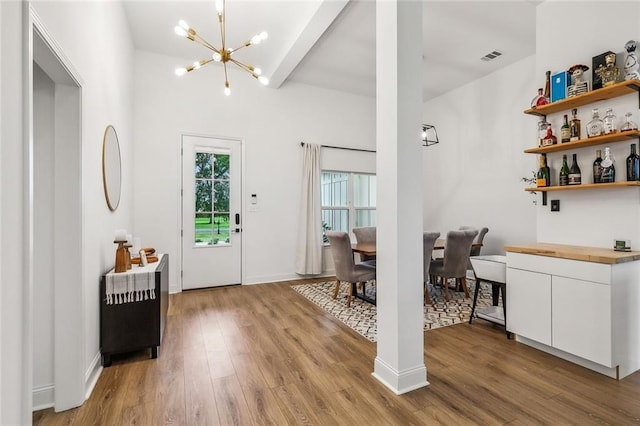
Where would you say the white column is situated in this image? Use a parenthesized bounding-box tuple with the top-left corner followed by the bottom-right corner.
(1, 1, 28, 423)
(373, 0, 426, 394)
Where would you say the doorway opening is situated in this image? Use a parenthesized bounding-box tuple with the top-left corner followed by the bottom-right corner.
(31, 24, 84, 412)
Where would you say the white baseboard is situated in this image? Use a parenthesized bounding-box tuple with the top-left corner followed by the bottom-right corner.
(244, 272, 334, 285)
(170, 273, 336, 292)
(84, 351, 103, 401)
(33, 384, 54, 411)
(372, 357, 429, 394)
(516, 335, 618, 379)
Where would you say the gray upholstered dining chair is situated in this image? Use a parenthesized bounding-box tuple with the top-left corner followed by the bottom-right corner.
(327, 231, 376, 307)
(459, 226, 489, 258)
(429, 229, 478, 302)
(458, 226, 489, 288)
(423, 231, 441, 305)
(352, 227, 376, 263)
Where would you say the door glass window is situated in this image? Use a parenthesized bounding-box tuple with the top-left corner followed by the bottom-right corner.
(194, 151, 231, 245)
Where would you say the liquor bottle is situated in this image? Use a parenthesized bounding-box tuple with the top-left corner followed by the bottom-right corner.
(621, 112, 639, 132)
(626, 143, 640, 181)
(587, 108, 604, 138)
(541, 126, 557, 147)
(537, 117, 551, 147)
(568, 153, 582, 185)
(601, 147, 616, 183)
(559, 154, 570, 186)
(593, 149, 603, 183)
(569, 108, 581, 142)
(531, 88, 549, 108)
(543, 71, 551, 101)
(560, 114, 570, 143)
(536, 154, 550, 187)
(603, 108, 617, 135)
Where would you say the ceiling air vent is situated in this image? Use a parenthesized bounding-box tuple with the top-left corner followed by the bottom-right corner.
(480, 50, 503, 62)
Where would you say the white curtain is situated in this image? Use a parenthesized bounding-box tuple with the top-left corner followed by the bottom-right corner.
(295, 143, 323, 275)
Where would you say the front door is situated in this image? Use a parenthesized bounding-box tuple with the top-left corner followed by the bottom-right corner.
(181, 134, 242, 289)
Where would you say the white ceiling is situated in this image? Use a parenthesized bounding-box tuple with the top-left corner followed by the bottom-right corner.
(123, 0, 538, 100)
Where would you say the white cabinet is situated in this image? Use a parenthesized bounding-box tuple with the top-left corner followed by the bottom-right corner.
(506, 268, 551, 346)
(506, 250, 640, 379)
(552, 276, 612, 367)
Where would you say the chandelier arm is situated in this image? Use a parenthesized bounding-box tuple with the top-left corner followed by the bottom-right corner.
(192, 34, 220, 53)
(229, 58, 255, 74)
(218, 4, 226, 50)
(229, 41, 252, 53)
(223, 61, 229, 84)
(187, 58, 214, 72)
(200, 58, 214, 67)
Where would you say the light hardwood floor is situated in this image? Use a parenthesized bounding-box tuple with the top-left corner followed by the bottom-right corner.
(34, 277, 640, 425)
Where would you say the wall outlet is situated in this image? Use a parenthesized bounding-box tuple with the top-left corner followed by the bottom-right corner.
(551, 199, 560, 212)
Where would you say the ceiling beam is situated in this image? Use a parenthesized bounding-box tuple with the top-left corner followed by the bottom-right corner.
(268, 0, 349, 89)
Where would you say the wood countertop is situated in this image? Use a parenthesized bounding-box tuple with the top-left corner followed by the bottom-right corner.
(503, 242, 640, 265)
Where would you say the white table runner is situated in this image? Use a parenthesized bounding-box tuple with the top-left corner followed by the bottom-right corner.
(105, 254, 164, 304)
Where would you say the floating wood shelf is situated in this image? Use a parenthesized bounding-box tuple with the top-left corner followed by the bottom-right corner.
(524, 130, 640, 154)
(523, 80, 640, 117)
(525, 181, 640, 192)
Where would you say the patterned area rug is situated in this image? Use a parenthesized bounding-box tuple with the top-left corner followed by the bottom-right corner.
(291, 279, 498, 342)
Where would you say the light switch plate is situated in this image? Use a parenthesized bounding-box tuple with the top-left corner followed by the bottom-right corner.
(551, 199, 560, 212)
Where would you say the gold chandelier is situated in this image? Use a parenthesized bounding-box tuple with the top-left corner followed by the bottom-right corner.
(174, 0, 269, 96)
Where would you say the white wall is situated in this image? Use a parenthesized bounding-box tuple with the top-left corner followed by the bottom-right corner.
(132, 50, 375, 289)
(535, 1, 640, 247)
(422, 55, 538, 254)
(33, 63, 55, 408)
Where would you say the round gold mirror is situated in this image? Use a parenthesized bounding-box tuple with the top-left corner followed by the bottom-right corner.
(102, 125, 121, 211)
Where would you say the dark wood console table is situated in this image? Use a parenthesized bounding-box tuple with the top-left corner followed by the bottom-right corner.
(100, 253, 168, 367)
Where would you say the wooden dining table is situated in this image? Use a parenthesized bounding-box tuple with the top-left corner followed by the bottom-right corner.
(351, 238, 476, 256)
(350, 239, 488, 305)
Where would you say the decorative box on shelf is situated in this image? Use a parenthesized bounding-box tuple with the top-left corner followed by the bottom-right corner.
(551, 71, 569, 102)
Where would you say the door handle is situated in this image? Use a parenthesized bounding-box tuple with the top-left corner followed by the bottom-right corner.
(235, 213, 240, 225)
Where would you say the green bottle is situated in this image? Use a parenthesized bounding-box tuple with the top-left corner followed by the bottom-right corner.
(559, 154, 570, 186)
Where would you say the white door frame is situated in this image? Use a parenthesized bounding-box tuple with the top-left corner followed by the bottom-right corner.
(27, 5, 86, 413)
(177, 131, 246, 291)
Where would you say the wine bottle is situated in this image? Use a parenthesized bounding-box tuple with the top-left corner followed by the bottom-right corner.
(593, 150, 603, 183)
(559, 155, 570, 186)
(569, 108, 581, 142)
(626, 143, 640, 181)
(561, 114, 570, 143)
(568, 153, 581, 185)
(601, 147, 616, 183)
(536, 154, 550, 187)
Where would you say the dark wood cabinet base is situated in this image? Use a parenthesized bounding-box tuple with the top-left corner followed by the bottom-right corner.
(100, 254, 168, 366)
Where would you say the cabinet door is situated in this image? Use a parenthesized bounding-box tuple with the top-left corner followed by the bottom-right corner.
(506, 268, 552, 345)
(552, 276, 612, 367)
